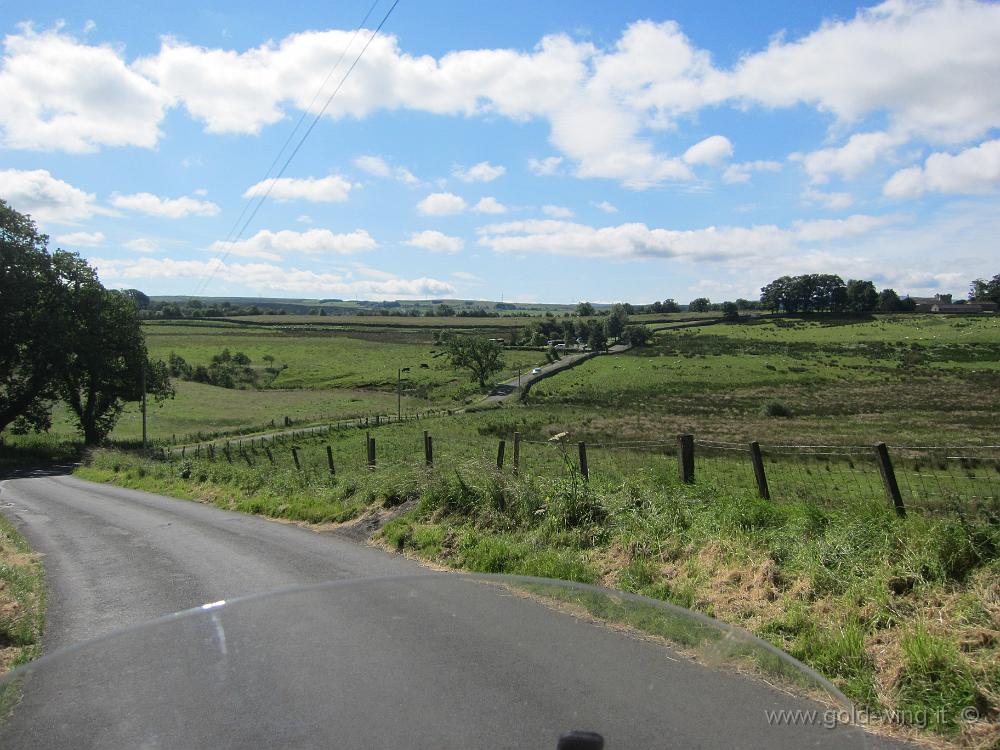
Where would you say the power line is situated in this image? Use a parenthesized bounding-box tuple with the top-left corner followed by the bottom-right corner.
(194, 0, 401, 295)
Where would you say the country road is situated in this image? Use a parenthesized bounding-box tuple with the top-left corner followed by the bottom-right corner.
(0, 470, 911, 748)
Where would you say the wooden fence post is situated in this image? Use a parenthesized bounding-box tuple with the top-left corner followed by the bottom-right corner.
(513, 432, 521, 474)
(497, 440, 506, 470)
(873, 442, 906, 517)
(578, 442, 589, 481)
(367, 436, 376, 469)
(265, 446, 274, 464)
(749, 441, 770, 499)
(291, 447, 301, 471)
(242, 451, 253, 468)
(677, 434, 694, 484)
(326, 445, 336, 476)
(425, 435, 433, 467)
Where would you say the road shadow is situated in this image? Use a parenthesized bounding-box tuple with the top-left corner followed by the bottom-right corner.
(487, 383, 518, 398)
(0, 462, 80, 481)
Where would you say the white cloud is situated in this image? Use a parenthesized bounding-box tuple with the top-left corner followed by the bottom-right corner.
(542, 204, 574, 218)
(453, 161, 505, 182)
(354, 154, 391, 177)
(0, 168, 107, 223)
(91, 257, 456, 299)
(55, 230, 105, 247)
(883, 139, 1000, 198)
(83, 20, 97, 34)
(405, 230, 464, 253)
(296, 214, 314, 224)
(802, 188, 854, 210)
(477, 213, 901, 262)
(211, 228, 377, 260)
(354, 154, 420, 184)
(451, 270, 482, 282)
(111, 192, 219, 218)
(243, 174, 353, 203)
(125, 238, 159, 253)
(727, 1, 1000, 144)
(528, 156, 564, 176)
(792, 131, 905, 184)
(473, 197, 507, 214)
(417, 192, 467, 216)
(722, 160, 782, 184)
(682, 135, 733, 166)
(0, 28, 170, 152)
(593, 200, 618, 213)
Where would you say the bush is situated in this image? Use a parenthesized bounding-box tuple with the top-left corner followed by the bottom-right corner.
(761, 401, 793, 417)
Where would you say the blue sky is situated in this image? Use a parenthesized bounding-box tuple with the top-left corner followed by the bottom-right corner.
(1, 0, 998, 303)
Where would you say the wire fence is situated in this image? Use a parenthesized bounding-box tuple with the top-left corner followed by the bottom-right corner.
(156, 419, 1000, 517)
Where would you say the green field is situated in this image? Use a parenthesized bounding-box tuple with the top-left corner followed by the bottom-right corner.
(527, 315, 1000, 446)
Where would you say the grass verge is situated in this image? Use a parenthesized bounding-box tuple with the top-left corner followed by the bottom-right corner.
(0, 511, 46, 717)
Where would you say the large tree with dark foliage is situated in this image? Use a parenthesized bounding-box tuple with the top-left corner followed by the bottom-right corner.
(0, 200, 171, 443)
(0, 200, 90, 433)
(443, 335, 505, 388)
(970, 274, 1000, 304)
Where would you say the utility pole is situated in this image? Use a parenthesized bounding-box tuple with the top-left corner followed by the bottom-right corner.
(141, 360, 148, 450)
(397, 367, 410, 421)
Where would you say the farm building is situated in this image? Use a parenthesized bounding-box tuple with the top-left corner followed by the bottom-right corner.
(931, 302, 998, 313)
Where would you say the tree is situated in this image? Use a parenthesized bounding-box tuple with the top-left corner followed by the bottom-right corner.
(585, 320, 608, 352)
(575, 301, 596, 317)
(60, 288, 172, 444)
(122, 289, 150, 310)
(846, 279, 878, 313)
(877, 288, 903, 312)
(970, 274, 1000, 304)
(443, 335, 505, 388)
(0, 201, 94, 433)
(606, 303, 629, 341)
(620, 324, 652, 346)
(688, 297, 711, 312)
(662, 299, 681, 313)
(721, 301, 739, 321)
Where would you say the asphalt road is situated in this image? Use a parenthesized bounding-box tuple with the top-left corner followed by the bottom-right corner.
(0, 470, 912, 748)
(484, 344, 629, 404)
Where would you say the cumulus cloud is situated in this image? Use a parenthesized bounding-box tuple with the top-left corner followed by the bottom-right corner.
(125, 238, 159, 253)
(0, 28, 170, 152)
(354, 154, 419, 184)
(211, 228, 377, 260)
(453, 161, 505, 182)
(792, 131, 905, 184)
(883, 139, 1000, 198)
(0, 168, 108, 223)
(528, 156, 564, 176)
(682, 135, 733, 166)
(8, 2, 1000, 191)
(542, 204, 574, 218)
(243, 174, 353, 203)
(417, 192, 467, 215)
(405, 230, 464, 253)
(722, 160, 782, 184)
(802, 187, 854, 210)
(477, 213, 901, 262)
(111, 192, 220, 218)
(90, 257, 456, 299)
(593, 200, 618, 213)
(55, 230, 105, 247)
(473, 197, 507, 214)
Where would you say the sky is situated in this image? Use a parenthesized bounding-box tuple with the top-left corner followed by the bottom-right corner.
(1, 0, 998, 304)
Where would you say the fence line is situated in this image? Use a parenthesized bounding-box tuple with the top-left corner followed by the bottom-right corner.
(153, 420, 999, 516)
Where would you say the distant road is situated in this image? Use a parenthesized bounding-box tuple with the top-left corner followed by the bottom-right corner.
(0, 471, 911, 749)
(483, 343, 630, 404)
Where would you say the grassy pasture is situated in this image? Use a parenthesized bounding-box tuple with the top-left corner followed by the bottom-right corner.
(143, 321, 545, 395)
(528, 315, 1000, 446)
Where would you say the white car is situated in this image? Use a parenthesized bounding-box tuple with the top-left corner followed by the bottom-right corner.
(531, 367, 542, 374)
